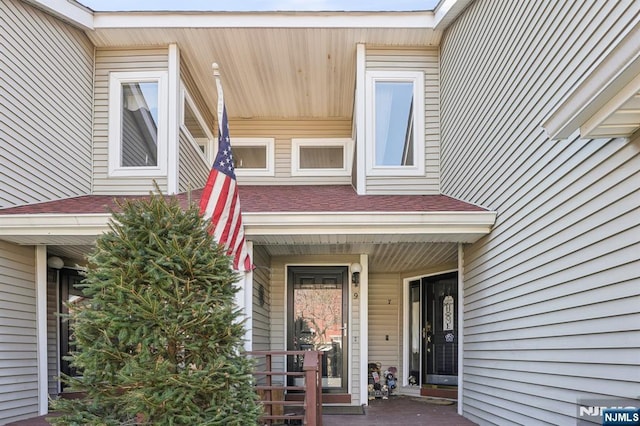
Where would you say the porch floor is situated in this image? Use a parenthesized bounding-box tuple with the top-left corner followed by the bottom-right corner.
(323, 395, 476, 426)
(6, 395, 476, 426)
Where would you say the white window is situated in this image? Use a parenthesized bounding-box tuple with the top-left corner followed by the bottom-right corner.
(108, 71, 168, 177)
(291, 138, 354, 176)
(365, 70, 425, 176)
(231, 138, 275, 177)
(180, 86, 214, 163)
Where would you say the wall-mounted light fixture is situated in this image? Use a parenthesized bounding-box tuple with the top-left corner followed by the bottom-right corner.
(351, 262, 362, 286)
(47, 256, 64, 270)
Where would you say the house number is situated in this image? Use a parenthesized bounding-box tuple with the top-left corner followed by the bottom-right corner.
(443, 295, 454, 331)
(353, 292, 359, 299)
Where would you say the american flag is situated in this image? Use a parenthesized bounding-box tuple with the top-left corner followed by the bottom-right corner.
(199, 103, 252, 271)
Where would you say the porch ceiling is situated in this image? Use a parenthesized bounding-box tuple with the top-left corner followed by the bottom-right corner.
(86, 11, 441, 120)
(45, 242, 459, 274)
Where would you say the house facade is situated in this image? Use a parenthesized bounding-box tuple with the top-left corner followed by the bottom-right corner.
(0, 0, 638, 424)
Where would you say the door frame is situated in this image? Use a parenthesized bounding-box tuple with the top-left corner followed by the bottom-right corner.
(402, 268, 458, 388)
(286, 265, 350, 394)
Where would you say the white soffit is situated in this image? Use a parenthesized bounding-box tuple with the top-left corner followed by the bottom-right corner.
(542, 20, 640, 140)
(91, 11, 436, 29)
(581, 79, 640, 139)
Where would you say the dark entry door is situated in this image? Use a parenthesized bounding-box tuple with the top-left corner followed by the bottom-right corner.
(287, 266, 348, 393)
(424, 272, 458, 385)
(408, 272, 458, 386)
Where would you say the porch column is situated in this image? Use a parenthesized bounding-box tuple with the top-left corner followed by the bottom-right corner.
(359, 254, 369, 405)
(35, 246, 48, 415)
(457, 243, 464, 415)
(235, 241, 254, 352)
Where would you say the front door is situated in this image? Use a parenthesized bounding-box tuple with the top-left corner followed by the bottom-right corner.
(287, 266, 348, 393)
(408, 272, 458, 386)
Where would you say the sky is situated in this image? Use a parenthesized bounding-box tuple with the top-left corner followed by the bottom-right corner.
(79, 0, 439, 12)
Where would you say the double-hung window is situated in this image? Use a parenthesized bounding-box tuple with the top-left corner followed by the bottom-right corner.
(108, 71, 168, 176)
(365, 70, 425, 176)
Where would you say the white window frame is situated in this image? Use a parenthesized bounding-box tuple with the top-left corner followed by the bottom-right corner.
(232, 138, 275, 177)
(179, 84, 215, 164)
(365, 70, 425, 177)
(108, 70, 168, 177)
(291, 138, 354, 177)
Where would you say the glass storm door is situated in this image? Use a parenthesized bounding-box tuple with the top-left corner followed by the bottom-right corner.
(59, 268, 86, 388)
(287, 266, 348, 393)
(408, 272, 458, 386)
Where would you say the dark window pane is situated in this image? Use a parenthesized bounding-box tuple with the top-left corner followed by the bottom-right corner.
(299, 146, 344, 169)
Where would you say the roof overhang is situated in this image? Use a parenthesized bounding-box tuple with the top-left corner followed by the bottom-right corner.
(542, 20, 640, 140)
(25, 1, 469, 121)
(0, 210, 496, 247)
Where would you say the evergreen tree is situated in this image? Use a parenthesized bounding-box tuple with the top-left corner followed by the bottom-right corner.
(51, 191, 262, 425)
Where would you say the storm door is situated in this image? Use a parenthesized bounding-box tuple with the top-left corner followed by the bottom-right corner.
(287, 266, 348, 393)
(59, 268, 86, 388)
(407, 272, 458, 386)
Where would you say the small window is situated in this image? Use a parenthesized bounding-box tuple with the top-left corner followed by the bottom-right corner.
(291, 138, 353, 176)
(108, 71, 168, 177)
(365, 71, 424, 176)
(181, 87, 214, 163)
(231, 138, 275, 177)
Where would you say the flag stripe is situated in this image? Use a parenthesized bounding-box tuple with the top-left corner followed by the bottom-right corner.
(199, 99, 252, 272)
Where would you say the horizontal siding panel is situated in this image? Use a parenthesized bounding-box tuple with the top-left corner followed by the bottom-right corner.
(0, 241, 37, 424)
(0, 0, 93, 208)
(364, 48, 440, 195)
(178, 130, 210, 193)
(368, 273, 401, 375)
(440, 1, 640, 423)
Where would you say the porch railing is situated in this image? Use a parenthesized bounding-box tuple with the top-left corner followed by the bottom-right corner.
(247, 350, 323, 426)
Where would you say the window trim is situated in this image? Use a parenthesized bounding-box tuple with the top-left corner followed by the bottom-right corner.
(108, 70, 168, 177)
(365, 70, 425, 177)
(291, 138, 354, 177)
(180, 84, 215, 164)
(232, 137, 275, 177)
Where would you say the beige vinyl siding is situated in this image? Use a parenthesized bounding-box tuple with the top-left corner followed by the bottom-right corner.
(0, 0, 93, 208)
(46, 270, 58, 397)
(252, 246, 271, 353)
(92, 48, 169, 195)
(368, 273, 402, 378)
(440, 1, 640, 424)
(0, 242, 37, 424)
(251, 246, 271, 383)
(177, 130, 209, 193)
(365, 48, 440, 195)
(229, 119, 352, 185)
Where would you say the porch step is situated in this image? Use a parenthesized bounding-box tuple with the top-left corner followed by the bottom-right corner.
(420, 385, 457, 400)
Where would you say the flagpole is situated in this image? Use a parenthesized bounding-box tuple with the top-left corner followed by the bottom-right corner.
(212, 63, 224, 130)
